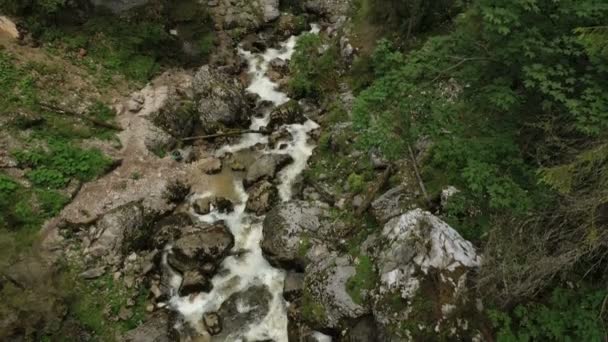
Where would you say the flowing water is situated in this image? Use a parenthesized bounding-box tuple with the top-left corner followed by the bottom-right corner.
(164, 25, 320, 341)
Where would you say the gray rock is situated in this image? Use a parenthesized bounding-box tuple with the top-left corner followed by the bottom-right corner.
(203, 312, 222, 335)
(267, 100, 306, 130)
(192, 196, 234, 215)
(303, 253, 369, 329)
(143, 123, 177, 155)
(211, 285, 272, 341)
(441, 185, 460, 208)
(261, 200, 332, 269)
(371, 185, 416, 224)
(123, 311, 170, 342)
(245, 153, 293, 186)
(200, 157, 223, 174)
(193, 65, 250, 133)
(180, 270, 210, 296)
(150, 98, 198, 139)
(245, 180, 279, 215)
(167, 222, 234, 273)
(369, 209, 481, 332)
(87, 202, 150, 261)
(343, 316, 379, 342)
(262, 0, 280, 22)
(283, 271, 304, 301)
(79, 266, 106, 279)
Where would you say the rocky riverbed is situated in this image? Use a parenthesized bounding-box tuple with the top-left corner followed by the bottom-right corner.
(0, 1, 487, 341)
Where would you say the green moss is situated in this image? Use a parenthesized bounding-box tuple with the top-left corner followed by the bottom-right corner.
(301, 289, 327, 323)
(298, 236, 312, 258)
(346, 255, 377, 304)
(347, 173, 366, 193)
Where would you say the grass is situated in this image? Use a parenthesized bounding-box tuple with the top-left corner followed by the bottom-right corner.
(301, 289, 327, 323)
(346, 255, 377, 304)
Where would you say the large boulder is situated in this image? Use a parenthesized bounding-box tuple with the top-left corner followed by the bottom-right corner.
(367, 209, 481, 339)
(261, 200, 333, 270)
(261, 0, 280, 22)
(167, 222, 235, 273)
(266, 100, 306, 131)
(371, 185, 416, 224)
(193, 65, 250, 133)
(244, 153, 293, 186)
(150, 99, 198, 139)
(123, 311, 171, 342)
(303, 253, 370, 329)
(245, 180, 279, 215)
(210, 285, 273, 341)
(86, 202, 156, 263)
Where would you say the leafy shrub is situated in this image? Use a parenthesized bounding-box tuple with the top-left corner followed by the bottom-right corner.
(289, 34, 340, 100)
(14, 142, 112, 189)
(347, 173, 366, 193)
(490, 287, 607, 342)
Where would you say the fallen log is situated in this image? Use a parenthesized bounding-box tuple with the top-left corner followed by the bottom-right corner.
(182, 129, 269, 141)
(355, 165, 393, 217)
(39, 102, 122, 131)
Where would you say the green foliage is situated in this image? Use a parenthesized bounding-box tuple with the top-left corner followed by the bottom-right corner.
(346, 255, 377, 304)
(347, 173, 366, 193)
(289, 34, 340, 100)
(490, 287, 607, 342)
(353, 1, 608, 216)
(14, 142, 112, 189)
(39, 14, 181, 83)
(301, 289, 327, 323)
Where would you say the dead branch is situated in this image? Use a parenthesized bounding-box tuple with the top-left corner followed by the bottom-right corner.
(39, 102, 122, 131)
(355, 165, 393, 217)
(408, 143, 430, 203)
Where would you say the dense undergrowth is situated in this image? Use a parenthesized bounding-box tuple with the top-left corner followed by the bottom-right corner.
(343, 0, 608, 339)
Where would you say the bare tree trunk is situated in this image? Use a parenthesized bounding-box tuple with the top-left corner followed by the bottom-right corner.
(39, 102, 122, 131)
(408, 143, 430, 203)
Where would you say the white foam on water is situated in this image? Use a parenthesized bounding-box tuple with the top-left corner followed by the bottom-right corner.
(164, 24, 321, 341)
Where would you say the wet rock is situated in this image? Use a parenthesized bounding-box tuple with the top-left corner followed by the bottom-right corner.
(215, 197, 234, 213)
(80, 266, 106, 279)
(203, 312, 222, 335)
(261, 200, 332, 269)
(123, 311, 170, 342)
(268, 127, 291, 149)
(193, 65, 250, 133)
(192, 196, 234, 215)
(267, 100, 306, 130)
(275, 14, 308, 39)
(200, 157, 223, 174)
(211, 285, 272, 341)
(167, 222, 234, 273)
(245, 180, 279, 215)
(343, 316, 378, 342)
(193, 197, 214, 215)
(283, 271, 305, 301)
(303, 253, 369, 329)
(180, 270, 211, 295)
(245, 153, 293, 186)
(152, 213, 193, 248)
(371, 185, 416, 224)
(368, 209, 481, 334)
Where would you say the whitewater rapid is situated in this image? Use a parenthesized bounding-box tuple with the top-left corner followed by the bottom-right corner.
(165, 25, 321, 341)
